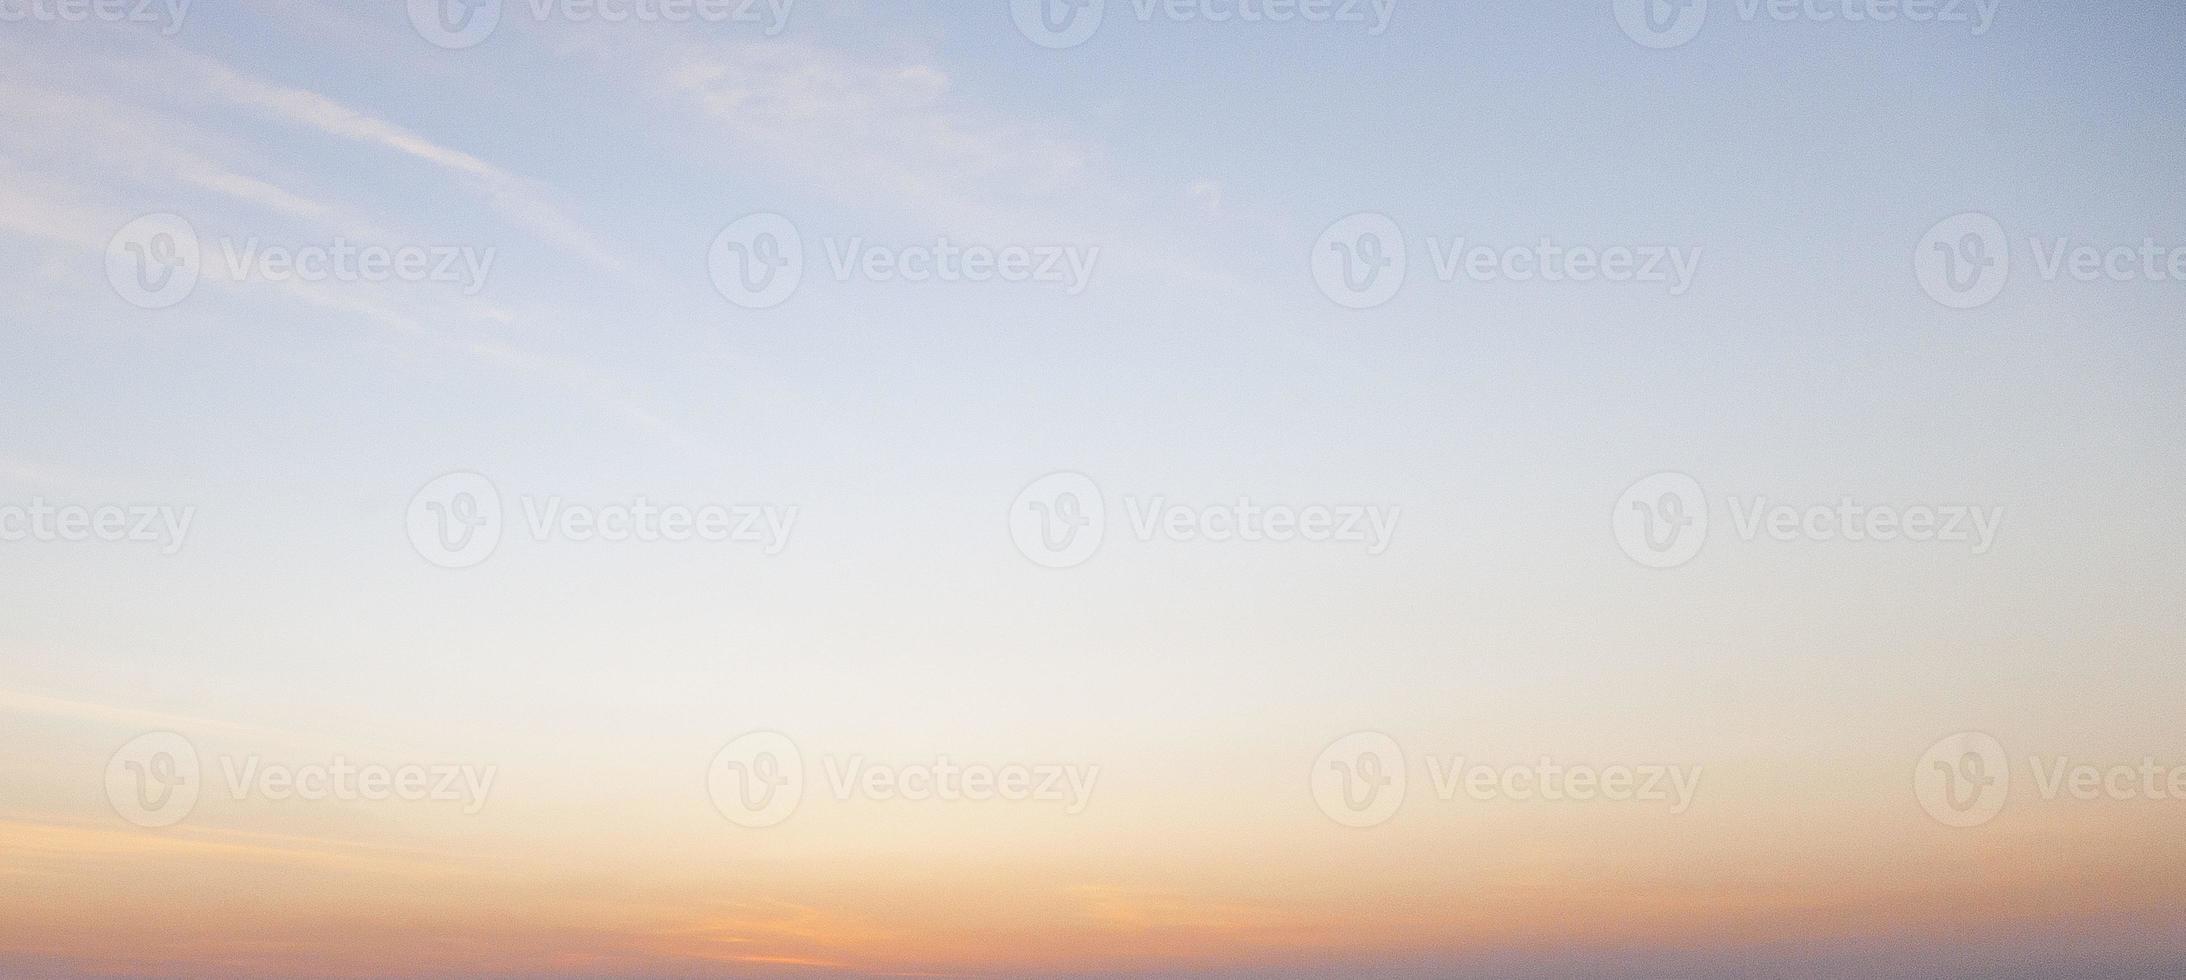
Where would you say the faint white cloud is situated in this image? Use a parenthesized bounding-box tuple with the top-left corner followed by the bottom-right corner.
(580, 33, 1263, 305)
(184, 60, 629, 276)
(0, 688, 271, 736)
(0, 77, 398, 248)
(0, 37, 694, 447)
(644, 38, 1101, 235)
(1187, 179, 1225, 217)
(0, 174, 127, 252)
(0, 458, 120, 496)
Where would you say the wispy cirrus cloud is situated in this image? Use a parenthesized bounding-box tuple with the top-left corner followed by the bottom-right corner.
(660, 41, 1097, 225)
(0, 29, 628, 283)
(0, 30, 702, 444)
(0, 687, 270, 737)
(183, 58, 631, 276)
(531, 26, 1113, 239)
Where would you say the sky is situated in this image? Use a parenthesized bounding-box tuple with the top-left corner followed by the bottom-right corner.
(2, 0, 2185, 977)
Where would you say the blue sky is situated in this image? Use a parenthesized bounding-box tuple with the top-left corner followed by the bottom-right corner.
(3, 1, 2185, 977)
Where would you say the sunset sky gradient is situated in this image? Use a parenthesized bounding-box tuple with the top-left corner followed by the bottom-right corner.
(3, 1, 2185, 977)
